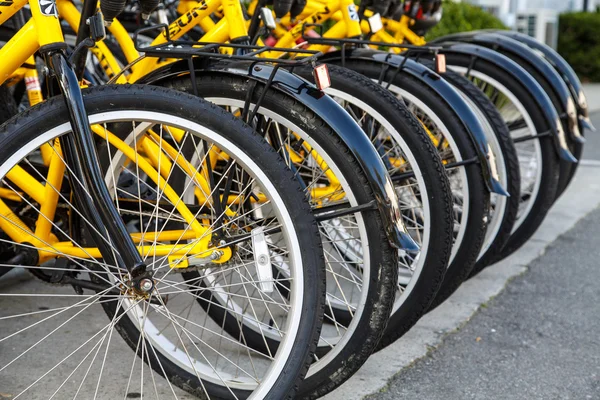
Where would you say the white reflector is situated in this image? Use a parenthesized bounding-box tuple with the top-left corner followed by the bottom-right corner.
(436, 53, 446, 74)
(313, 64, 331, 90)
(252, 227, 274, 293)
(368, 13, 383, 33)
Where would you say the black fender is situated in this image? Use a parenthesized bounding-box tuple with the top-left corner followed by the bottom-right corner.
(431, 42, 576, 163)
(135, 57, 418, 251)
(431, 32, 584, 145)
(317, 48, 508, 196)
(488, 29, 595, 132)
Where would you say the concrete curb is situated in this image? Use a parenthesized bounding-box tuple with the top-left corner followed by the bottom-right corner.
(322, 164, 600, 400)
(583, 84, 600, 114)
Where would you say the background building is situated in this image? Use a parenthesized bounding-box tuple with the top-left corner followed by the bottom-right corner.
(464, 0, 600, 48)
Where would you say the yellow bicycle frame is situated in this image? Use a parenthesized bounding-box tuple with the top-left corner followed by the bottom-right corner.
(254, 0, 362, 58)
(56, 0, 251, 83)
(57, 0, 346, 200)
(0, 0, 232, 265)
(1, 0, 345, 258)
(244, 0, 423, 54)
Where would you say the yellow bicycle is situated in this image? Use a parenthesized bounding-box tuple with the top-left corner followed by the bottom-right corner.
(0, 0, 330, 397)
(1, 2, 461, 397)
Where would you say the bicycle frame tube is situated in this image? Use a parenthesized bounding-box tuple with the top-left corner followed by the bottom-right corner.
(250, 0, 369, 57)
(57, 0, 225, 83)
(373, 14, 426, 46)
(0, 0, 70, 250)
(57, 0, 129, 83)
(265, 0, 363, 56)
(127, 0, 223, 81)
(0, 0, 63, 85)
(0, 120, 224, 264)
(0, 0, 229, 272)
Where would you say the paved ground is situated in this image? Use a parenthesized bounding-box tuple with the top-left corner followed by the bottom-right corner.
(584, 84, 600, 115)
(366, 204, 600, 400)
(582, 111, 600, 161)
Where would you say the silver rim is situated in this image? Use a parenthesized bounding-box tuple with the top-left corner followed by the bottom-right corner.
(385, 83, 470, 266)
(449, 66, 544, 233)
(0, 110, 306, 398)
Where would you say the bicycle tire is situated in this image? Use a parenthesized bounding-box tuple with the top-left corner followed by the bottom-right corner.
(443, 54, 560, 262)
(0, 84, 325, 400)
(157, 71, 400, 398)
(332, 58, 490, 311)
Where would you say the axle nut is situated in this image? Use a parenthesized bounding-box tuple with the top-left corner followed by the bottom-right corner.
(139, 278, 154, 293)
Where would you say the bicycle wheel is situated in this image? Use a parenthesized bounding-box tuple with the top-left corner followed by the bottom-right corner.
(443, 54, 561, 262)
(0, 85, 325, 399)
(157, 70, 400, 398)
(430, 66, 521, 277)
(292, 64, 454, 351)
(332, 58, 490, 310)
(475, 44, 581, 199)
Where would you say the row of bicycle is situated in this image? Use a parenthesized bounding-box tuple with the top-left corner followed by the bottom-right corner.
(0, 0, 588, 398)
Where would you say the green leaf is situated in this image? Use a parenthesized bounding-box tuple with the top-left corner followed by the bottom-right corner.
(424, 1, 507, 41)
(557, 11, 600, 82)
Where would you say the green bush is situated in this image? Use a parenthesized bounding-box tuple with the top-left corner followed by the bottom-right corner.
(425, 1, 507, 41)
(557, 11, 600, 82)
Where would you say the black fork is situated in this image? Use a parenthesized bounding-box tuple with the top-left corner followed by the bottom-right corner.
(38, 14, 150, 289)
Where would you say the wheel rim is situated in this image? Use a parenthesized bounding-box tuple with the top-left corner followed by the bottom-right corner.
(201, 98, 372, 376)
(449, 67, 544, 233)
(0, 110, 307, 398)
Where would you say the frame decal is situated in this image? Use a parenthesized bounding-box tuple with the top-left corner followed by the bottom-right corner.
(40, 0, 57, 16)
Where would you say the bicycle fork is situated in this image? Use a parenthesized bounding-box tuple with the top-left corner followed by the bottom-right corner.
(41, 48, 152, 292)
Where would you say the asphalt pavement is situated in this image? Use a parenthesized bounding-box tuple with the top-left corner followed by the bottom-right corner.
(364, 112, 600, 400)
(367, 203, 600, 400)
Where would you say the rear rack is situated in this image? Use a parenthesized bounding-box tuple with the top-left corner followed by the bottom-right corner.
(134, 24, 323, 65)
(300, 23, 442, 55)
(299, 23, 445, 71)
(297, 23, 447, 78)
(124, 25, 327, 138)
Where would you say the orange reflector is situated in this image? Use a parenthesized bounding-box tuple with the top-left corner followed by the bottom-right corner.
(313, 64, 331, 91)
(435, 54, 446, 74)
